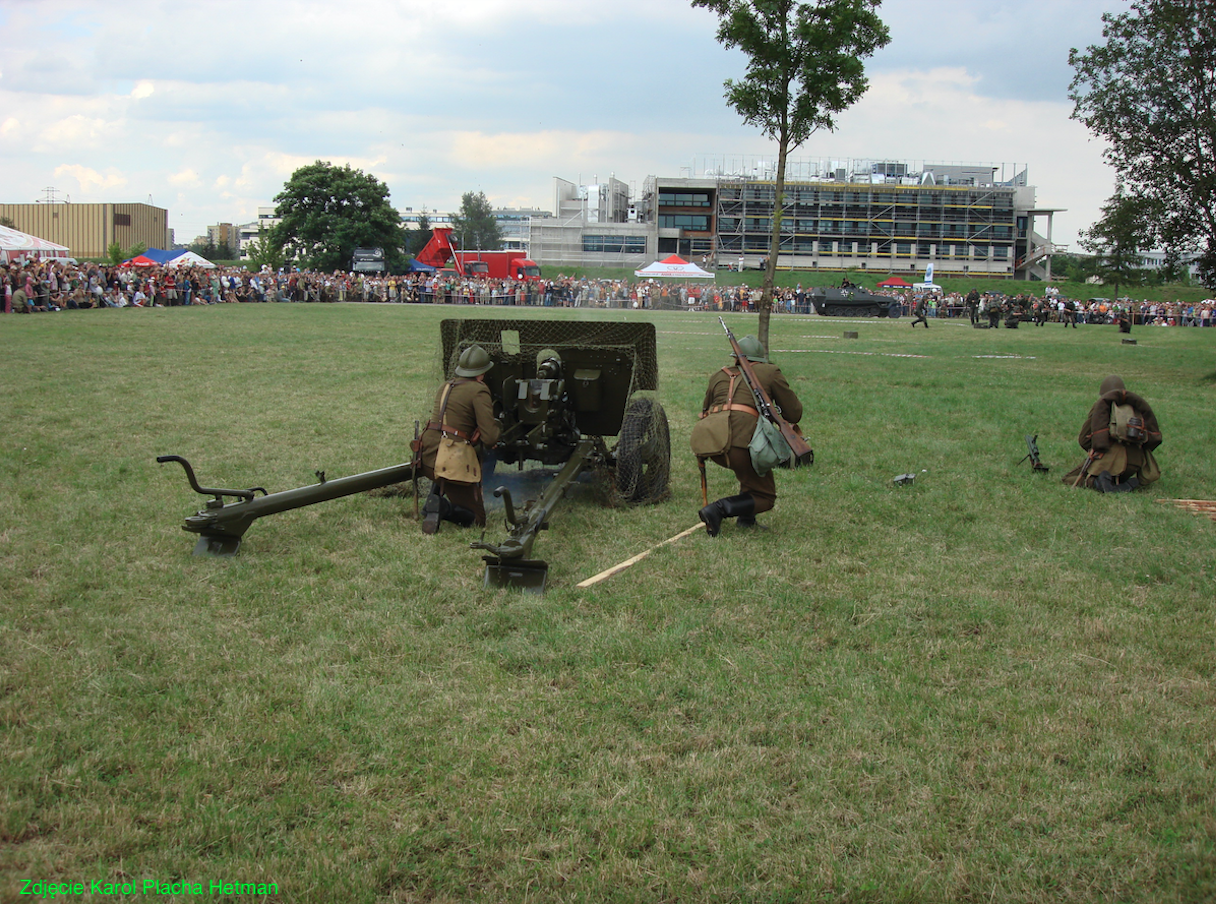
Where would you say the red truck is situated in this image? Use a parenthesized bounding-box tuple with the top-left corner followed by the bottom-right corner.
(414, 227, 541, 281)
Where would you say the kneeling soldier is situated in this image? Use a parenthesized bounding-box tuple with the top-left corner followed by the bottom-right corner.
(691, 336, 803, 535)
(1066, 374, 1162, 492)
(418, 345, 501, 533)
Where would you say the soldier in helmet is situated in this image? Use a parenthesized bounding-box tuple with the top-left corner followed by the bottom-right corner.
(1065, 374, 1162, 492)
(418, 345, 501, 534)
(690, 335, 803, 535)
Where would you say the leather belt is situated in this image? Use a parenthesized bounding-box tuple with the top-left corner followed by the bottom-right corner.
(425, 421, 479, 443)
(702, 403, 759, 418)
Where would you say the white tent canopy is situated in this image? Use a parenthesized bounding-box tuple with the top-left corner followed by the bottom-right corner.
(166, 250, 216, 269)
(634, 254, 714, 279)
(0, 224, 71, 264)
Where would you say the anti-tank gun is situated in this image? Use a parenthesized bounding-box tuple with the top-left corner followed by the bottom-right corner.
(157, 318, 671, 592)
(441, 319, 670, 591)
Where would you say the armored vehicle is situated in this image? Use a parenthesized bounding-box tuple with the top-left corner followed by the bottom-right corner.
(810, 286, 897, 318)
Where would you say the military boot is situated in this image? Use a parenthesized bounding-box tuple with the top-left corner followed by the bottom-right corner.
(733, 495, 767, 530)
(699, 494, 755, 537)
(421, 491, 449, 534)
(1094, 471, 1135, 494)
(722, 494, 759, 529)
(445, 504, 477, 528)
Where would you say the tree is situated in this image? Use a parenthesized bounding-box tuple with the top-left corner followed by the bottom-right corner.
(270, 161, 405, 272)
(188, 236, 222, 262)
(106, 241, 147, 265)
(693, 0, 890, 347)
(245, 228, 289, 272)
(1077, 180, 1152, 302)
(449, 191, 502, 252)
(1069, 0, 1216, 288)
(0, 216, 16, 229)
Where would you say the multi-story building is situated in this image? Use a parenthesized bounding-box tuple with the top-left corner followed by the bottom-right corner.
(493, 207, 552, 252)
(203, 223, 238, 258)
(237, 207, 282, 259)
(0, 199, 170, 259)
(530, 158, 1063, 280)
(400, 208, 454, 231)
(528, 176, 651, 269)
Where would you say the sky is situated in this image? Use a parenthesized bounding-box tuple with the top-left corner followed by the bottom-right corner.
(0, 0, 1126, 248)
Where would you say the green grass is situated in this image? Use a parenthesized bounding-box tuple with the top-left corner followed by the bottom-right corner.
(3, 304, 1215, 903)
(541, 266, 1213, 306)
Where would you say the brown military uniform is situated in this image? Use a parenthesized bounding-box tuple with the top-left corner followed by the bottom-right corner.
(420, 378, 501, 524)
(1065, 376, 1162, 489)
(691, 362, 803, 514)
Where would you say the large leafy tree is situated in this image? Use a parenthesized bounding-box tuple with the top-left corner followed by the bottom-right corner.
(1077, 180, 1152, 302)
(270, 161, 405, 271)
(693, 0, 890, 347)
(449, 190, 503, 252)
(1069, 0, 1216, 288)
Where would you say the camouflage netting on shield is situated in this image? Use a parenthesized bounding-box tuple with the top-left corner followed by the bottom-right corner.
(432, 318, 670, 505)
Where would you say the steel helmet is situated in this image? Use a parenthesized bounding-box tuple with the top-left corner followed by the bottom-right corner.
(455, 345, 493, 377)
(735, 335, 768, 364)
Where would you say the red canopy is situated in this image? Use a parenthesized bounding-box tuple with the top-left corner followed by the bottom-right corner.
(634, 255, 714, 278)
(877, 276, 911, 288)
(122, 255, 159, 268)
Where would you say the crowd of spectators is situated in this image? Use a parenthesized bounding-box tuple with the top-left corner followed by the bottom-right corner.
(5, 257, 1213, 327)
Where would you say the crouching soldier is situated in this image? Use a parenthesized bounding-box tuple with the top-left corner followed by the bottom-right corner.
(1065, 374, 1162, 492)
(691, 336, 803, 535)
(418, 345, 501, 533)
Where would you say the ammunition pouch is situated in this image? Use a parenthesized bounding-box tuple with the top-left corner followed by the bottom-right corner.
(749, 416, 793, 477)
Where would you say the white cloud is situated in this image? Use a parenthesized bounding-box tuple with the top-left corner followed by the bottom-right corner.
(53, 164, 127, 195)
(168, 169, 201, 187)
(0, 0, 1127, 245)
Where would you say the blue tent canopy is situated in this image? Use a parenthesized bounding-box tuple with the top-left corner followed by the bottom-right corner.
(134, 248, 188, 265)
(407, 259, 436, 273)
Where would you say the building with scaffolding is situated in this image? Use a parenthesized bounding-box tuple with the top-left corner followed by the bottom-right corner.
(528, 157, 1063, 280)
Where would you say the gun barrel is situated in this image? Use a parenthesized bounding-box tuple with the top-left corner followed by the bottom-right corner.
(171, 459, 418, 555)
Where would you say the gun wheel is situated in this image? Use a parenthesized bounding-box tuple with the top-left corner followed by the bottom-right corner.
(613, 396, 671, 505)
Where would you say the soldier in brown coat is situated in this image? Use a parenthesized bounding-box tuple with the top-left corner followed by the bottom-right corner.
(419, 346, 501, 533)
(690, 336, 803, 535)
(1065, 374, 1162, 492)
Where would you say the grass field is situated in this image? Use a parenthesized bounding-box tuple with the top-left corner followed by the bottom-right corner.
(3, 303, 1215, 903)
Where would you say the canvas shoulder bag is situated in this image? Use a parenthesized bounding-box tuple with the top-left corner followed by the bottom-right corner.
(433, 382, 481, 484)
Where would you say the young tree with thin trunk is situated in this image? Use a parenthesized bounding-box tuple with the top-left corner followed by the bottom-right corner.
(693, 0, 890, 348)
(1077, 180, 1153, 304)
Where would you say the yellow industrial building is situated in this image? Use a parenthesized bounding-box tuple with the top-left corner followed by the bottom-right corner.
(0, 202, 170, 260)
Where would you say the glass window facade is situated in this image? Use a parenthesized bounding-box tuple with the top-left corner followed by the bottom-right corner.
(583, 235, 647, 254)
(658, 214, 710, 231)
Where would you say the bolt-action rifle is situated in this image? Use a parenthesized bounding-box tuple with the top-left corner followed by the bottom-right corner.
(718, 317, 813, 468)
(1073, 448, 1099, 488)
